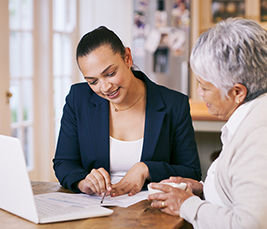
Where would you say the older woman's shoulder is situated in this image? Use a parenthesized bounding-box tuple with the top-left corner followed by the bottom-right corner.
(248, 93, 267, 123)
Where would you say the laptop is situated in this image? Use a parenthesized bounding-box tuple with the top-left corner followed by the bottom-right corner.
(0, 134, 113, 224)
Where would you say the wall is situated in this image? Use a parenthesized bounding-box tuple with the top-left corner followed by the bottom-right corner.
(79, 0, 133, 47)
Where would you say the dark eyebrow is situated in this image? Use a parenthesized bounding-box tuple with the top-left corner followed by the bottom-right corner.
(84, 64, 114, 80)
(101, 64, 114, 74)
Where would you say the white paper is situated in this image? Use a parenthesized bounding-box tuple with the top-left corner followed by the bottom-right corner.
(101, 190, 149, 208)
(35, 191, 149, 208)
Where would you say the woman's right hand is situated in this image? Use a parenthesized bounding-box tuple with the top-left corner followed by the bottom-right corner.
(161, 176, 203, 198)
(78, 167, 112, 196)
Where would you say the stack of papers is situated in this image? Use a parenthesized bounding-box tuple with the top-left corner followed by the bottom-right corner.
(35, 190, 149, 209)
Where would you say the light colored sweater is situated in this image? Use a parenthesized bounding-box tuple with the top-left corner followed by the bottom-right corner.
(180, 94, 267, 229)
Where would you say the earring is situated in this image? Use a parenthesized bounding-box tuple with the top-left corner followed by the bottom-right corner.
(236, 100, 240, 104)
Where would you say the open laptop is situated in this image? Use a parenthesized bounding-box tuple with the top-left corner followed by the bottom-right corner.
(0, 134, 113, 224)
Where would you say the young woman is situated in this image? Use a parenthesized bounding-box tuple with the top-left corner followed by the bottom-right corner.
(53, 26, 201, 198)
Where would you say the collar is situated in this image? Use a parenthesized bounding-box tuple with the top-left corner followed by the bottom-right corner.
(220, 94, 267, 146)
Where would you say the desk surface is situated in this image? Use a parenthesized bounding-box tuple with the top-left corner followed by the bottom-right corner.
(0, 181, 193, 229)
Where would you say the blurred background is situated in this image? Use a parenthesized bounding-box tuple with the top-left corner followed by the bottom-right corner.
(0, 0, 266, 181)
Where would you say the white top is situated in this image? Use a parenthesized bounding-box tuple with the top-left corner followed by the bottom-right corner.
(109, 136, 143, 184)
(203, 99, 253, 206)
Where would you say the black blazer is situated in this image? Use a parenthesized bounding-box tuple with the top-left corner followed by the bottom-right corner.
(53, 71, 201, 191)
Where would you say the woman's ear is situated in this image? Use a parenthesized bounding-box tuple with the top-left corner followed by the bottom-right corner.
(233, 83, 247, 104)
(124, 47, 133, 68)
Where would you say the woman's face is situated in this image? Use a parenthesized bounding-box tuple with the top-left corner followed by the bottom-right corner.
(196, 76, 238, 120)
(77, 45, 133, 105)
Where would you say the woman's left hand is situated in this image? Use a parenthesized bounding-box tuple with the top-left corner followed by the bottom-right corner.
(111, 162, 150, 197)
(147, 182, 194, 216)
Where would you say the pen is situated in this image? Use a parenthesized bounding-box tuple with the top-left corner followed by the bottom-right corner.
(100, 191, 107, 204)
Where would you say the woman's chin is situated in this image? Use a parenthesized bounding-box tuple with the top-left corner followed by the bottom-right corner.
(207, 108, 217, 117)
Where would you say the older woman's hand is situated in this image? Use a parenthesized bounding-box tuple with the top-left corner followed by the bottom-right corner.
(148, 182, 194, 216)
(110, 162, 150, 197)
(161, 176, 203, 198)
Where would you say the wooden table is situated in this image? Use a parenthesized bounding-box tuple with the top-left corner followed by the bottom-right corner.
(0, 182, 193, 229)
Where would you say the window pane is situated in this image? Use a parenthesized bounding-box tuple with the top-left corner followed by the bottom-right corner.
(21, 32, 33, 77)
(53, 0, 76, 32)
(62, 35, 71, 75)
(9, 0, 33, 29)
(10, 80, 20, 123)
(53, 0, 66, 31)
(23, 125, 33, 169)
(21, 0, 33, 30)
(12, 128, 18, 138)
(22, 79, 33, 121)
(9, 0, 20, 30)
(68, 0, 76, 32)
(53, 33, 62, 76)
(53, 0, 76, 144)
(9, 32, 20, 78)
(9, 0, 34, 170)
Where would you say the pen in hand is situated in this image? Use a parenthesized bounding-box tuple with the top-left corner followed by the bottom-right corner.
(100, 191, 107, 204)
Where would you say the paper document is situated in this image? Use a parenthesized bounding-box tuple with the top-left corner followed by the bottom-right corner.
(35, 190, 149, 209)
(101, 190, 149, 207)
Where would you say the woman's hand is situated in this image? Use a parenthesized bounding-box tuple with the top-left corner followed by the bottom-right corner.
(161, 176, 203, 198)
(78, 167, 112, 196)
(111, 162, 150, 197)
(148, 182, 194, 216)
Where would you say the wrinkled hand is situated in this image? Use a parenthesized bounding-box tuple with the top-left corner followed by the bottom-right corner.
(148, 182, 194, 216)
(78, 167, 112, 196)
(161, 176, 203, 198)
(111, 162, 150, 197)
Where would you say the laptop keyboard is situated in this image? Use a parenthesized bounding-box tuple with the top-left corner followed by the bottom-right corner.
(35, 198, 76, 218)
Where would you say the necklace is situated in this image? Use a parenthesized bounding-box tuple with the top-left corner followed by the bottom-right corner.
(111, 93, 143, 112)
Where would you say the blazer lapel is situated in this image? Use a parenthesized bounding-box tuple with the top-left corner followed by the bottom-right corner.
(141, 78, 166, 161)
(86, 71, 167, 168)
(88, 93, 110, 172)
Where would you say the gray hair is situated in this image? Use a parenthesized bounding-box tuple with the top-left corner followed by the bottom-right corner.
(190, 17, 267, 102)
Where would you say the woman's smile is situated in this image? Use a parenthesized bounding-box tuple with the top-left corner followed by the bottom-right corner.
(105, 87, 120, 99)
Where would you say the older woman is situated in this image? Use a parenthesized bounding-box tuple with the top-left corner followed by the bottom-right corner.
(148, 18, 267, 229)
